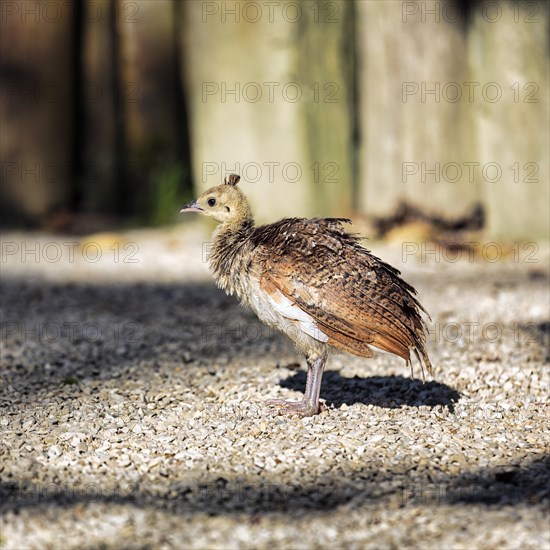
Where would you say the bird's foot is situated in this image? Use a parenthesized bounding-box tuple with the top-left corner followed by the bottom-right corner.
(265, 398, 325, 417)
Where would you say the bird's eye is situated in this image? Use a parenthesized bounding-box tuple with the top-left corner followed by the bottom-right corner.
(207, 198, 216, 207)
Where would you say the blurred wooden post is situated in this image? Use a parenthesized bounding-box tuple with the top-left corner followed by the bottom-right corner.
(295, 0, 355, 216)
(115, 0, 187, 222)
(469, 0, 549, 239)
(356, 1, 479, 223)
(80, 0, 117, 214)
(181, 0, 354, 221)
(0, 0, 74, 224)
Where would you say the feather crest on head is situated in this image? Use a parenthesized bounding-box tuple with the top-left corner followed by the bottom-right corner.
(224, 174, 241, 186)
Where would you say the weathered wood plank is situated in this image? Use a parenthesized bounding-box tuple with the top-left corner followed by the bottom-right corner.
(80, 0, 117, 214)
(116, 0, 186, 222)
(0, 0, 74, 223)
(470, 0, 549, 239)
(356, 0, 479, 222)
(181, 0, 354, 222)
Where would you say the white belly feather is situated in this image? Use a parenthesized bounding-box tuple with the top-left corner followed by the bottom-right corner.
(243, 277, 329, 354)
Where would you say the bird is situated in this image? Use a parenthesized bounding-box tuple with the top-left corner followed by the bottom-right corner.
(181, 174, 433, 416)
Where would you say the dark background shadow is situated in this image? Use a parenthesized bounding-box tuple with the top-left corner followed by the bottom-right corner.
(279, 371, 461, 410)
(1, 277, 256, 392)
(1, 455, 548, 516)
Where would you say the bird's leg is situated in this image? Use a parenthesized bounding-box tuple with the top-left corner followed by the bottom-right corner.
(266, 352, 327, 417)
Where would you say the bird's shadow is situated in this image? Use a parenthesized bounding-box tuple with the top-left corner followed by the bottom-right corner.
(279, 370, 460, 410)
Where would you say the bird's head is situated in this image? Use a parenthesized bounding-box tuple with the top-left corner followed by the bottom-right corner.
(180, 174, 252, 225)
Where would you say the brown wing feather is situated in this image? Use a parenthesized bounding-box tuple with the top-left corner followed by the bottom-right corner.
(252, 218, 433, 376)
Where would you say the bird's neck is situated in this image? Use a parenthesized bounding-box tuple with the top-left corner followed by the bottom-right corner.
(213, 213, 255, 242)
(209, 216, 255, 296)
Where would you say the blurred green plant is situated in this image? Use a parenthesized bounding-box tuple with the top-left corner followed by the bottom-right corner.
(149, 163, 192, 226)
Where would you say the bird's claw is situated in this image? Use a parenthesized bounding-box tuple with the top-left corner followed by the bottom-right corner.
(265, 398, 325, 417)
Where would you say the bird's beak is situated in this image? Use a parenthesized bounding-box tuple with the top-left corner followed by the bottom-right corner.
(180, 200, 203, 213)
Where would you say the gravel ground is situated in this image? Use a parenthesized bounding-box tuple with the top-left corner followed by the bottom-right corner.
(1, 223, 549, 549)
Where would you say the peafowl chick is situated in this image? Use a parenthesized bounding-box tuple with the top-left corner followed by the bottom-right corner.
(181, 174, 433, 416)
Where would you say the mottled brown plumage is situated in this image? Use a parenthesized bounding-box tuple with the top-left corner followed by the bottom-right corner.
(181, 174, 433, 416)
